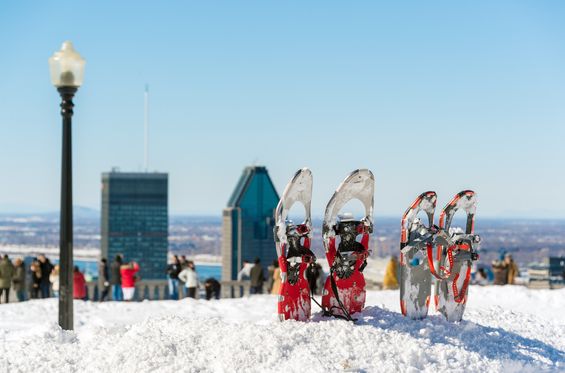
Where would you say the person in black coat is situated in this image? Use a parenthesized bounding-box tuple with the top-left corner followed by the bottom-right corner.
(29, 259, 42, 299)
(37, 254, 53, 298)
(306, 262, 321, 295)
(110, 255, 123, 301)
(98, 258, 110, 301)
(166, 255, 182, 300)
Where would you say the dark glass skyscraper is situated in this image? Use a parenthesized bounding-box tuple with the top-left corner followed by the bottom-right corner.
(221, 166, 279, 281)
(101, 171, 168, 280)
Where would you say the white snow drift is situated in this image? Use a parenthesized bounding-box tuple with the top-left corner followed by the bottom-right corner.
(0, 286, 563, 372)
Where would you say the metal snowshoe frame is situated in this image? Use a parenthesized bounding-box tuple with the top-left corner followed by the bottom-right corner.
(274, 168, 315, 321)
(321, 169, 374, 321)
(399, 191, 437, 319)
(433, 190, 481, 321)
(399, 190, 481, 322)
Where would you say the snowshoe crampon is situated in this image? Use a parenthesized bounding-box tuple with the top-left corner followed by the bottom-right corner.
(399, 191, 437, 319)
(274, 168, 315, 321)
(322, 169, 374, 320)
(433, 190, 481, 322)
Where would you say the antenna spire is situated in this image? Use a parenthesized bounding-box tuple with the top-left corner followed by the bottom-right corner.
(144, 84, 149, 172)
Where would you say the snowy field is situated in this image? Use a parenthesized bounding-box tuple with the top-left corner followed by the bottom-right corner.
(1, 286, 563, 373)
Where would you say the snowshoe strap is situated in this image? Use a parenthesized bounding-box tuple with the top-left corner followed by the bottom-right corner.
(328, 267, 356, 322)
(359, 259, 368, 273)
(426, 242, 454, 281)
(310, 261, 357, 322)
(310, 295, 353, 321)
(452, 262, 472, 304)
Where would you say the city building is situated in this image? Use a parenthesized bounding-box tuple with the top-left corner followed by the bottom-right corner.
(221, 166, 279, 281)
(101, 170, 168, 280)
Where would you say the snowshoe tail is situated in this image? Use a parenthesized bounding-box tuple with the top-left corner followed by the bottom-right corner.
(321, 169, 374, 318)
(434, 190, 480, 322)
(399, 191, 437, 319)
(274, 168, 314, 321)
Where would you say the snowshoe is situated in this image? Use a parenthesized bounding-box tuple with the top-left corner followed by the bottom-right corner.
(432, 190, 481, 322)
(399, 191, 437, 319)
(274, 168, 315, 321)
(321, 169, 374, 320)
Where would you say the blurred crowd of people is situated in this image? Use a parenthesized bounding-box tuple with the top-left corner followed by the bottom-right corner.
(0, 253, 142, 304)
(166, 255, 221, 300)
(0, 253, 63, 303)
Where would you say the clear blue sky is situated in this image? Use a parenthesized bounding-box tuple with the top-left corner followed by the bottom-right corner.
(1, 1, 564, 217)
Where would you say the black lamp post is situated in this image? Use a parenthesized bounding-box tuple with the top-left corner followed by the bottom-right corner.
(49, 41, 85, 331)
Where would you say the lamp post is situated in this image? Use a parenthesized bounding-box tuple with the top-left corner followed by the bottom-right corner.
(49, 41, 85, 331)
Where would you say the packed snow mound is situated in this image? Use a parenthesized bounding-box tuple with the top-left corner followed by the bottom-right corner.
(1, 286, 564, 372)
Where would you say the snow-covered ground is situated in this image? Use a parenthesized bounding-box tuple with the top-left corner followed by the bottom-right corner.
(1, 286, 563, 372)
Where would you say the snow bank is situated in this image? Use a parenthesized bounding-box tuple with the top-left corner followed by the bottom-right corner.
(1, 286, 563, 372)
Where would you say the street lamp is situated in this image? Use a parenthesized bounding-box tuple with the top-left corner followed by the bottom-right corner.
(49, 41, 85, 331)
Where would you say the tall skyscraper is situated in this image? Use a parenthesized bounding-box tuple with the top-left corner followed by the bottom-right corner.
(101, 171, 168, 280)
(222, 166, 280, 281)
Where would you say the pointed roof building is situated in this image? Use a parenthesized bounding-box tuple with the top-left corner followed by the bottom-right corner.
(221, 166, 279, 281)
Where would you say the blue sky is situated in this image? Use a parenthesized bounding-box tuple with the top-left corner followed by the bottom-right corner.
(0, 1, 564, 217)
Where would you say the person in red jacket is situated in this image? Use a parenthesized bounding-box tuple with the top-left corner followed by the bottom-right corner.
(120, 261, 139, 301)
(73, 266, 87, 300)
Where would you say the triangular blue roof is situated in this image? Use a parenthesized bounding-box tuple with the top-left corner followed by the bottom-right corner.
(227, 166, 279, 207)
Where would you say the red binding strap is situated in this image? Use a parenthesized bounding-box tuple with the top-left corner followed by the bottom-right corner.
(452, 264, 472, 304)
(427, 242, 455, 280)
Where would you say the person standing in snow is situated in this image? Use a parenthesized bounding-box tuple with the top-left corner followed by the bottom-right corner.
(383, 256, 400, 290)
(271, 260, 281, 295)
(179, 255, 189, 269)
(504, 254, 519, 285)
(73, 266, 87, 300)
(178, 261, 199, 299)
(12, 258, 26, 302)
(166, 255, 182, 300)
(49, 265, 60, 297)
(98, 258, 110, 301)
(120, 261, 140, 302)
(29, 260, 42, 299)
(306, 261, 320, 294)
(249, 257, 265, 294)
(315, 262, 325, 295)
(177, 255, 189, 293)
(492, 259, 508, 285)
(237, 260, 253, 281)
(0, 254, 15, 303)
(110, 255, 123, 301)
(37, 254, 53, 298)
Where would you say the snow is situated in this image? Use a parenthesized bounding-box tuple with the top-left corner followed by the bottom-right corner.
(1, 286, 564, 372)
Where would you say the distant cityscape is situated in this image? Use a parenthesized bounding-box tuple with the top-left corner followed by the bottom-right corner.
(1, 212, 564, 268)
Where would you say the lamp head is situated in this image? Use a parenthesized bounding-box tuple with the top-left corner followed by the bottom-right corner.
(49, 41, 85, 88)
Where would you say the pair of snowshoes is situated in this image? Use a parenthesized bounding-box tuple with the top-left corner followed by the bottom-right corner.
(274, 168, 374, 322)
(399, 191, 481, 322)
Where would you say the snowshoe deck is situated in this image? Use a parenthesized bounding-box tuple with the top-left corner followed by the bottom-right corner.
(321, 169, 374, 319)
(274, 168, 314, 321)
(399, 191, 437, 319)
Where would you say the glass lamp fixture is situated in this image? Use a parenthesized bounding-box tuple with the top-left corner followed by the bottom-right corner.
(48, 41, 85, 88)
